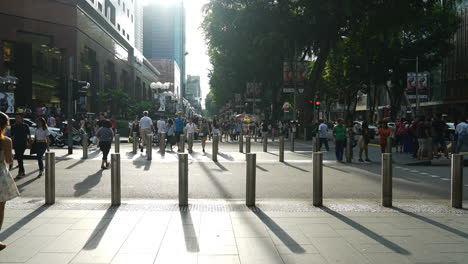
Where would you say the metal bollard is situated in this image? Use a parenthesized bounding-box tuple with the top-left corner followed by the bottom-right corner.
(246, 136, 251, 153)
(239, 135, 244, 153)
(313, 152, 323, 206)
(111, 153, 121, 206)
(115, 134, 120, 153)
(381, 153, 392, 207)
(263, 134, 267, 152)
(386, 136, 392, 153)
(212, 135, 219, 162)
(289, 129, 295, 152)
(279, 136, 285, 162)
(272, 128, 276, 142)
(451, 154, 464, 208)
(188, 133, 194, 153)
(146, 134, 152, 160)
(254, 128, 257, 142)
(312, 136, 318, 152)
(179, 134, 185, 152)
(346, 134, 352, 163)
(246, 153, 256, 207)
(132, 132, 138, 154)
(160, 133, 166, 154)
(45, 152, 55, 205)
(179, 153, 188, 206)
(82, 134, 88, 159)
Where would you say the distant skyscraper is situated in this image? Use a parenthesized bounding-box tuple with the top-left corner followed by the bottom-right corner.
(143, 1, 186, 96)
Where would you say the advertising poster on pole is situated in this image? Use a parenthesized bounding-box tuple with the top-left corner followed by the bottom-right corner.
(406, 72, 429, 99)
(283, 61, 309, 92)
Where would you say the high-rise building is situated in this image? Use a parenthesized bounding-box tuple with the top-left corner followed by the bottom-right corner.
(0, 0, 160, 113)
(143, 1, 186, 97)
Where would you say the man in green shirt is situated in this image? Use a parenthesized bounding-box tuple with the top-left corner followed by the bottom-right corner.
(333, 119, 346, 162)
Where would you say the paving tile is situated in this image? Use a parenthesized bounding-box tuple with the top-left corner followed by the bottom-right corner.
(25, 253, 76, 264)
(0, 234, 56, 262)
(199, 230, 236, 246)
(154, 253, 198, 264)
(0, 228, 31, 244)
(29, 223, 72, 237)
(236, 237, 283, 264)
(198, 255, 240, 264)
(363, 252, 412, 264)
(274, 244, 318, 255)
(298, 223, 340, 238)
(280, 254, 327, 264)
(110, 253, 156, 264)
(42, 230, 95, 253)
(232, 223, 269, 238)
(70, 219, 112, 230)
(118, 229, 165, 254)
(310, 237, 371, 264)
(70, 247, 120, 263)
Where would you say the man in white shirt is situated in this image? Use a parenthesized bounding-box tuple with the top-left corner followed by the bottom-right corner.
(139, 111, 154, 152)
(185, 118, 196, 153)
(157, 117, 166, 150)
(318, 119, 329, 151)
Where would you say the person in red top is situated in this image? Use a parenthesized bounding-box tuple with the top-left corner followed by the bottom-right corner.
(395, 118, 407, 153)
(377, 121, 392, 153)
(109, 114, 116, 133)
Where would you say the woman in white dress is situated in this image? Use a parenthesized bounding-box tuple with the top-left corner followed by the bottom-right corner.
(0, 112, 19, 250)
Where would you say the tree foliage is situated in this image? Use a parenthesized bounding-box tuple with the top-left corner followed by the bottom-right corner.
(203, 0, 461, 120)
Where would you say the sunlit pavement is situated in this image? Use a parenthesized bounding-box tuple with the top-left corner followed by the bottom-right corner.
(2, 140, 467, 264)
(1, 199, 468, 264)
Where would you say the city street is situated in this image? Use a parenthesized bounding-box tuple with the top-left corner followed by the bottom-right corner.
(12, 139, 468, 202)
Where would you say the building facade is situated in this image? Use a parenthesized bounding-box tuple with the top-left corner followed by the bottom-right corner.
(0, 0, 159, 114)
(143, 1, 186, 97)
(186, 75, 201, 112)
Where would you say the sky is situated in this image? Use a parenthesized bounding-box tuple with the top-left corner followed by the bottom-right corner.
(144, 0, 211, 108)
(184, 0, 210, 107)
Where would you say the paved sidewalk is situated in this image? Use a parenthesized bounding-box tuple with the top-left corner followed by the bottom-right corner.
(1, 198, 467, 264)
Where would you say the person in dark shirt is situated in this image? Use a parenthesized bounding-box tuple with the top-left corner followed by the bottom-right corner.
(11, 113, 31, 178)
(431, 115, 448, 158)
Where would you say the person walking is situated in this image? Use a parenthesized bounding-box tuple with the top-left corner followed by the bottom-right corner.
(47, 114, 56, 128)
(261, 121, 269, 142)
(333, 119, 346, 162)
(157, 116, 166, 149)
(11, 113, 31, 178)
(139, 111, 154, 152)
(33, 117, 50, 177)
(174, 112, 185, 152)
(358, 121, 371, 162)
(395, 118, 407, 153)
(455, 116, 468, 153)
(318, 119, 329, 151)
(200, 119, 210, 152)
(129, 116, 140, 147)
(166, 119, 176, 151)
(96, 120, 113, 169)
(377, 121, 392, 154)
(185, 118, 196, 153)
(416, 117, 430, 160)
(431, 114, 449, 158)
(0, 112, 19, 251)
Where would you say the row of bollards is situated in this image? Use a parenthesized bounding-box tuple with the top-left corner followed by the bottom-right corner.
(43, 138, 465, 209)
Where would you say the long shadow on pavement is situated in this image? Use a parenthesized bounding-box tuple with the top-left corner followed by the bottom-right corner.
(73, 169, 104, 197)
(250, 207, 305, 253)
(322, 207, 410, 255)
(393, 207, 468, 238)
(0, 205, 48, 241)
(256, 165, 268, 172)
(198, 162, 234, 198)
(83, 208, 117, 250)
(283, 162, 309, 172)
(179, 207, 200, 252)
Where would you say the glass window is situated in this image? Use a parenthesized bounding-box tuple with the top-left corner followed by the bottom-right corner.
(123, 2, 125, 12)
(127, 9, 129, 17)
(131, 15, 133, 23)
(117, 24, 120, 30)
(98, 2, 103, 12)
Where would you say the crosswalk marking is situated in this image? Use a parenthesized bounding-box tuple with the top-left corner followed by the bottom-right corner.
(440, 178, 450, 181)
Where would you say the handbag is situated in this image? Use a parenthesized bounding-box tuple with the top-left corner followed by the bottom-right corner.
(357, 136, 365, 149)
(30, 140, 38, 155)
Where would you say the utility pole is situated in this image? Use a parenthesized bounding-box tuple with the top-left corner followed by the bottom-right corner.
(67, 57, 74, 154)
(415, 56, 420, 115)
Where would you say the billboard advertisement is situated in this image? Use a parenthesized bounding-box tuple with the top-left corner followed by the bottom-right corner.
(283, 61, 309, 88)
(406, 72, 428, 99)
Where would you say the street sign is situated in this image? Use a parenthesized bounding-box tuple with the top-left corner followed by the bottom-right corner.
(283, 88, 295, 93)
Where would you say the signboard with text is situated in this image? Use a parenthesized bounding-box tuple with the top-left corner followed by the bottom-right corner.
(406, 72, 429, 99)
